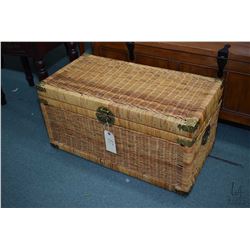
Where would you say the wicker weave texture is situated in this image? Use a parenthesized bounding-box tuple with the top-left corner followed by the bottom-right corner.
(38, 55, 222, 193)
(39, 96, 207, 145)
(41, 55, 222, 138)
(41, 101, 220, 192)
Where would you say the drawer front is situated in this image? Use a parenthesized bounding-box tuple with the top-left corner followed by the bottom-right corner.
(135, 42, 250, 73)
(135, 54, 170, 69)
(220, 72, 250, 126)
(178, 63, 218, 77)
(92, 42, 128, 61)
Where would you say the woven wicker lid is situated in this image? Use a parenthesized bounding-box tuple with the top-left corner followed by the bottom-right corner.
(40, 55, 222, 138)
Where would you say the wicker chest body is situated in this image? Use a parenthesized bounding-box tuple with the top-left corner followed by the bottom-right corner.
(38, 55, 222, 193)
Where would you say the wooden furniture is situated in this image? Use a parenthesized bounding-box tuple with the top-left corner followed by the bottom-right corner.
(92, 42, 250, 126)
(1, 42, 79, 104)
(79, 43, 85, 55)
(2, 42, 79, 83)
(1, 89, 6, 105)
(37, 55, 222, 193)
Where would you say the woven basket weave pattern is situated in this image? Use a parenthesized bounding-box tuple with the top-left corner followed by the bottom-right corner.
(39, 55, 222, 193)
(44, 55, 222, 121)
(41, 102, 219, 192)
(46, 105, 178, 179)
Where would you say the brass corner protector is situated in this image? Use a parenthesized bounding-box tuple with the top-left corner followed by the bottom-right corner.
(177, 138, 196, 147)
(174, 188, 191, 196)
(39, 98, 48, 105)
(50, 143, 59, 149)
(36, 82, 46, 92)
(178, 119, 200, 133)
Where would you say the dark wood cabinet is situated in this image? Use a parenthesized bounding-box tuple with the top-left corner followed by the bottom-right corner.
(92, 42, 250, 126)
(2, 42, 79, 82)
(1, 42, 79, 105)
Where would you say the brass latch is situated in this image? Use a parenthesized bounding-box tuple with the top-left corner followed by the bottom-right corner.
(96, 107, 115, 126)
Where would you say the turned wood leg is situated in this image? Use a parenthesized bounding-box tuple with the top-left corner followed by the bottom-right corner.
(126, 42, 135, 61)
(34, 58, 48, 81)
(65, 42, 79, 62)
(1, 57, 7, 105)
(2, 88, 7, 105)
(1, 55, 4, 68)
(20, 56, 34, 86)
(78, 42, 85, 55)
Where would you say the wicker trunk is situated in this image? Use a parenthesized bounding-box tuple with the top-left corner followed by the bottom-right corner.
(37, 55, 223, 193)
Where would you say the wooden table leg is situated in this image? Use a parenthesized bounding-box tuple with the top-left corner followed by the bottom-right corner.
(1, 56, 7, 105)
(65, 42, 79, 62)
(1, 88, 7, 105)
(34, 58, 48, 81)
(79, 43, 85, 55)
(20, 56, 34, 86)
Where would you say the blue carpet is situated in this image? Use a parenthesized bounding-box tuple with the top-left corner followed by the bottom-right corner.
(1, 44, 250, 207)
